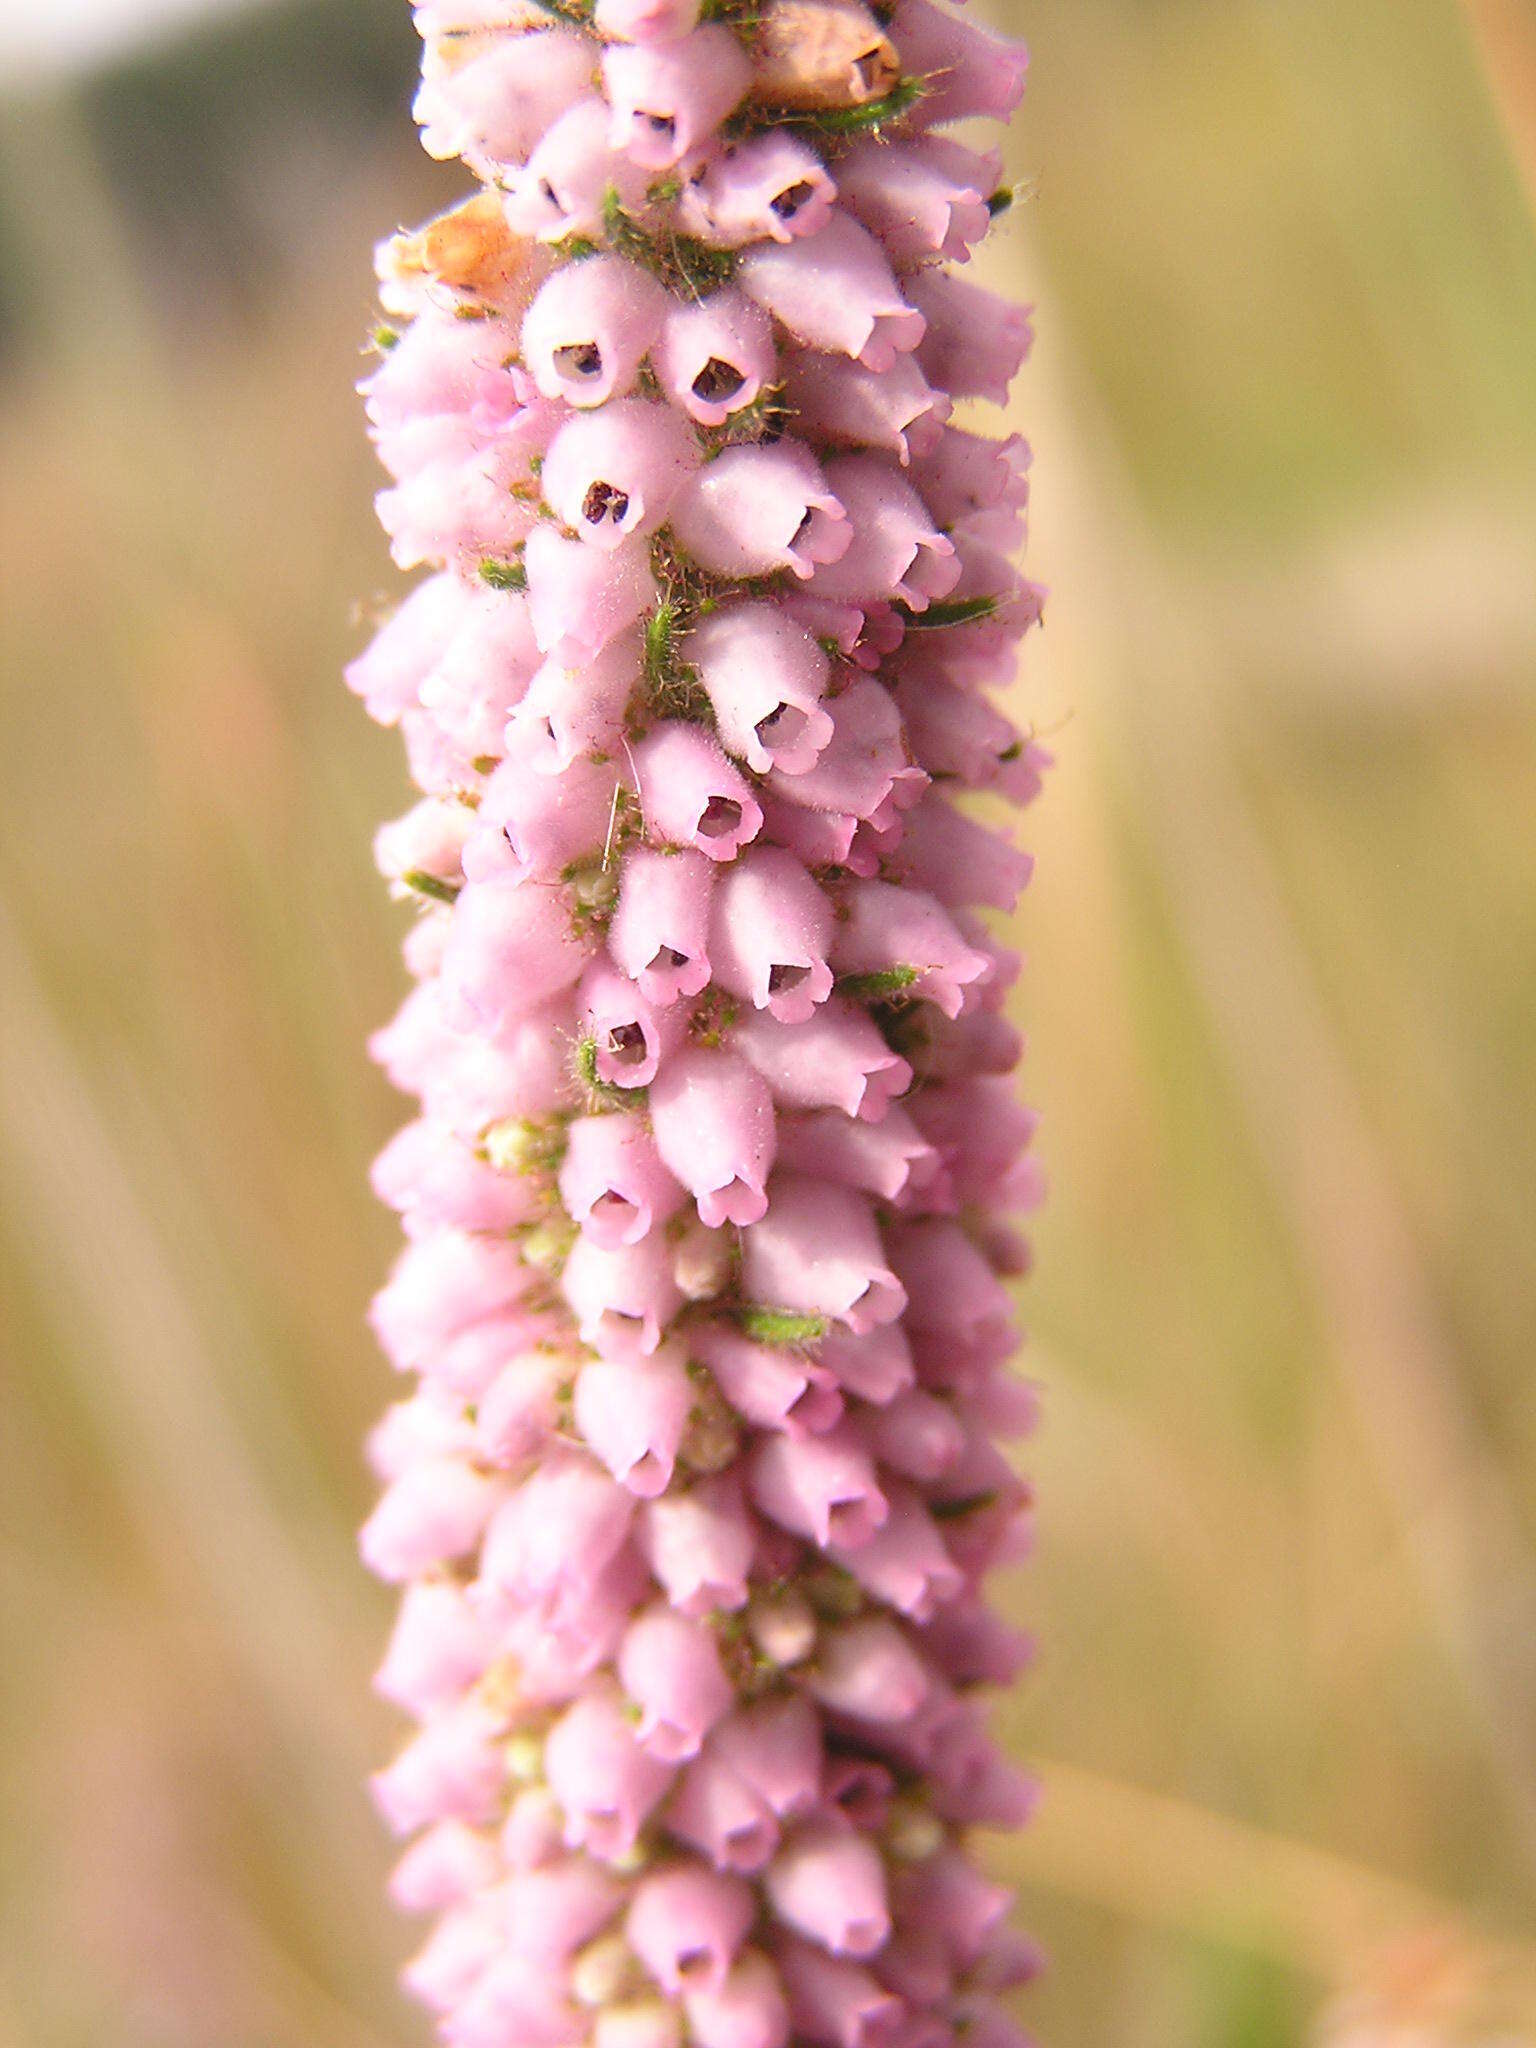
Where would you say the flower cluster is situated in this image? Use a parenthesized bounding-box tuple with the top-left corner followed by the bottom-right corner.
(350, 1, 1046, 2042)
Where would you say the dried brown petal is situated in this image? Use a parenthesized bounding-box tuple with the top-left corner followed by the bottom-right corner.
(380, 190, 535, 311)
(750, 0, 900, 111)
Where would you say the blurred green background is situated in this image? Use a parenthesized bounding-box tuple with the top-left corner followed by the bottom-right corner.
(2, 0, 1535, 2041)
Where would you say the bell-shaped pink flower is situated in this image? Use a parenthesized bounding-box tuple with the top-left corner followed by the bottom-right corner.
(692, 1322, 842, 1436)
(738, 214, 924, 373)
(562, 1231, 686, 1357)
(526, 526, 658, 664)
(464, 751, 622, 884)
(784, 353, 950, 469)
(476, 1350, 572, 1465)
(830, 881, 992, 1020)
(544, 1687, 677, 1859)
(686, 1950, 792, 2048)
(574, 1348, 694, 1495)
(778, 1940, 904, 2048)
(678, 131, 836, 246)
(596, 0, 701, 40)
(807, 456, 959, 612)
(346, 569, 461, 725)
(603, 28, 751, 169)
(503, 98, 651, 244)
(635, 721, 764, 861)
(767, 1826, 891, 1959)
(389, 1819, 501, 1916)
(883, 798, 1033, 914)
(522, 254, 668, 407)
(832, 1484, 964, 1622)
(688, 602, 833, 775)
(649, 1046, 777, 1226)
(767, 676, 927, 837)
(609, 845, 716, 1005)
(672, 442, 850, 582)
(889, 0, 1028, 129)
(836, 136, 1000, 267)
(372, 1118, 536, 1237)
(370, 1232, 532, 1373)
(639, 1473, 755, 1615)
(774, 1104, 940, 1209)
(437, 875, 591, 1033)
(376, 1577, 495, 1718)
(742, 1177, 905, 1333)
(654, 289, 777, 427)
(809, 1617, 934, 1726)
(749, 1421, 888, 1550)
(579, 961, 675, 1089)
(507, 628, 641, 774)
(732, 999, 912, 1122)
(868, 1390, 966, 1481)
(907, 268, 1033, 407)
(709, 848, 835, 1024)
(359, 1455, 503, 1582)
(414, 29, 595, 172)
(560, 1112, 685, 1247)
(814, 1324, 916, 1406)
(479, 1451, 636, 1628)
(372, 1697, 508, 1836)
(619, 1604, 735, 1761)
(542, 398, 700, 547)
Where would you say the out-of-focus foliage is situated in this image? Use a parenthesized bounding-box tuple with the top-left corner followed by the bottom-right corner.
(1, 1, 1534, 2043)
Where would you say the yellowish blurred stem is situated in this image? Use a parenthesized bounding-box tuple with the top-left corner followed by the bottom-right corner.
(1457, 0, 1536, 219)
(990, 236, 1536, 1889)
(987, 1759, 1536, 2001)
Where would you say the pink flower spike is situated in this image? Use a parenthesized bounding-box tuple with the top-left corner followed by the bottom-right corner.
(522, 255, 668, 408)
(677, 131, 837, 247)
(603, 28, 752, 169)
(635, 720, 764, 861)
(743, 1176, 905, 1334)
(649, 1045, 778, 1227)
(738, 214, 924, 372)
(609, 845, 717, 1005)
(575, 1349, 694, 1495)
(654, 290, 777, 427)
(542, 398, 700, 548)
(672, 442, 850, 582)
(619, 1604, 735, 1760)
(709, 848, 835, 1024)
(767, 1826, 891, 1959)
(687, 602, 833, 776)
